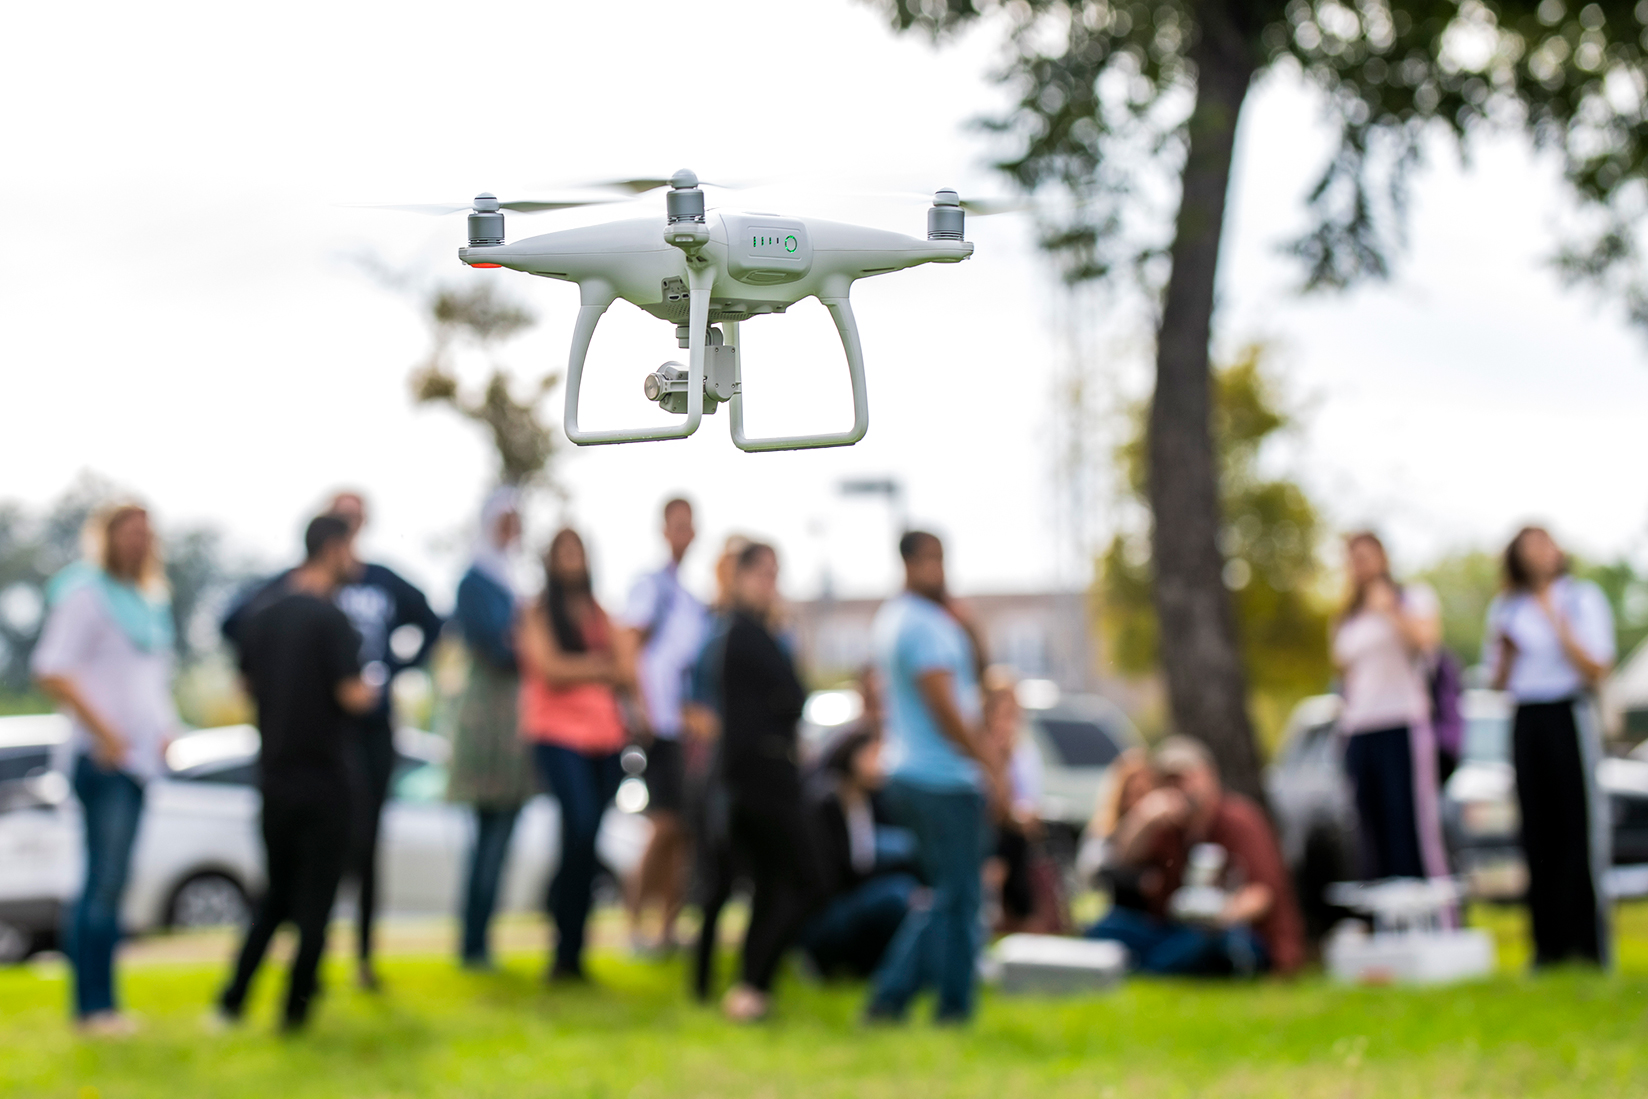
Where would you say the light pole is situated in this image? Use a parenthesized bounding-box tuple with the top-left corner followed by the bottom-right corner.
(838, 477, 907, 535)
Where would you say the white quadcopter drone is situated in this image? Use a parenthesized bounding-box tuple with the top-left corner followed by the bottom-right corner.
(450, 170, 976, 451)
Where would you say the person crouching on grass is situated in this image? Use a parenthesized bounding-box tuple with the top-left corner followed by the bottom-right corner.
(216, 515, 379, 1032)
(1085, 737, 1304, 977)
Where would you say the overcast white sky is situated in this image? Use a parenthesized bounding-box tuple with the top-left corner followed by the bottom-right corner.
(2, 0, 1644, 611)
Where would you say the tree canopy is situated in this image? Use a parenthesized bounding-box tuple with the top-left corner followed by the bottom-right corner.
(876, 0, 1648, 312)
(409, 282, 561, 489)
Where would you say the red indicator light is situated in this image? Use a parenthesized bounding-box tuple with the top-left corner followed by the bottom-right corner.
(470, 262, 502, 269)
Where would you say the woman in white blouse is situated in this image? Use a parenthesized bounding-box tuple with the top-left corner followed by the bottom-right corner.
(1484, 526, 1614, 968)
(1331, 532, 1449, 882)
(31, 504, 179, 1034)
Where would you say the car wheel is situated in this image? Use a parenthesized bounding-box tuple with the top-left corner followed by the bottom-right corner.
(0, 921, 31, 965)
(169, 873, 251, 930)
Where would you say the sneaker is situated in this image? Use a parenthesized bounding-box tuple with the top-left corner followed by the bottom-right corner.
(548, 962, 590, 985)
(78, 1011, 139, 1038)
(203, 1006, 240, 1034)
(721, 984, 770, 1024)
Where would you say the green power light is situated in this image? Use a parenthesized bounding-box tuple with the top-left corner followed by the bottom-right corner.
(784, 235, 797, 253)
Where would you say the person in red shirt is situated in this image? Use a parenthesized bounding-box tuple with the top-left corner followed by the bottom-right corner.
(1085, 737, 1304, 976)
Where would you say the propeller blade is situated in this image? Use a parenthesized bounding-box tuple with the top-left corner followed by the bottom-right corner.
(583, 177, 738, 194)
(848, 190, 1033, 216)
(359, 203, 472, 216)
(498, 198, 617, 212)
(960, 197, 1030, 216)
(354, 196, 620, 215)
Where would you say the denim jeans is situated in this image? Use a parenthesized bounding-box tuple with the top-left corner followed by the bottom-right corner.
(1085, 906, 1270, 976)
(802, 872, 918, 979)
(867, 780, 987, 1022)
(67, 755, 145, 1018)
(460, 805, 521, 965)
(532, 744, 622, 975)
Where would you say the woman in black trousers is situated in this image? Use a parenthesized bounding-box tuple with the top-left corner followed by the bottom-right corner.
(718, 542, 819, 1022)
(1485, 526, 1616, 967)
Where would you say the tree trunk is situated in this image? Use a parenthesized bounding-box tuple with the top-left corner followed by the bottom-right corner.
(1147, 22, 1263, 803)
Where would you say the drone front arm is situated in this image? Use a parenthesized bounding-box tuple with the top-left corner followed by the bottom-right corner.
(563, 267, 714, 446)
(728, 293, 869, 452)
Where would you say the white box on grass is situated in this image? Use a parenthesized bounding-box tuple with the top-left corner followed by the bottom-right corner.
(990, 934, 1127, 995)
(1324, 926, 1496, 985)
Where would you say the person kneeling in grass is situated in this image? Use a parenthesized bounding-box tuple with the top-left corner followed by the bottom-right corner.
(1086, 737, 1304, 977)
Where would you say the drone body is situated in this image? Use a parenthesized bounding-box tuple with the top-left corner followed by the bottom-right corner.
(454, 171, 974, 450)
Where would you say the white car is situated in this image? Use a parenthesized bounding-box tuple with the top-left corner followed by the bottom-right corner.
(0, 715, 651, 962)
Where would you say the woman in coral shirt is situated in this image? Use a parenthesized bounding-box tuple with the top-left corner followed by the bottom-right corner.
(518, 528, 630, 982)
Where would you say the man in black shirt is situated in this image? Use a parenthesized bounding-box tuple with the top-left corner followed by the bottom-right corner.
(221, 490, 442, 990)
(217, 515, 378, 1031)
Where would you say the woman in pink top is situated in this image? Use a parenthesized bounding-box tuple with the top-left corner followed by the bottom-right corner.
(1331, 532, 1449, 881)
(518, 528, 629, 981)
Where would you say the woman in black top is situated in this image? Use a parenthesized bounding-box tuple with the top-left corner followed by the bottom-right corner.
(718, 542, 819, 1022)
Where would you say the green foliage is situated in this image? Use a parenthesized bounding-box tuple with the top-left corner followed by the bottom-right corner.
(410, 281, 560, 489)
(1416, 549, 1648, 669)
(1100, 348, 1332, 742)
(1415, 549, 1502, 662)
(1575, 556, 1648, 662)
(871, 0, 1648, 320)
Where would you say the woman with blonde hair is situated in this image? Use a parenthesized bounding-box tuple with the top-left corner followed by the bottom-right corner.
(1331, 531, 1449, 883)
(32, 503, 180, 1034)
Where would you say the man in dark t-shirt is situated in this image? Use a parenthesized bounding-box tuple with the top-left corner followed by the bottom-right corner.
(1085, 736, 1305, 976)
(217, 515, 378, 1031)
(220, 490, 442, 991)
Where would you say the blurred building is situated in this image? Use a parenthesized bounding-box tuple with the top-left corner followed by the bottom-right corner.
(789, 589, 1103, 693)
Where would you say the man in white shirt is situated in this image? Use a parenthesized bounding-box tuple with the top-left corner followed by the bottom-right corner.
(619, 498, 707, 953)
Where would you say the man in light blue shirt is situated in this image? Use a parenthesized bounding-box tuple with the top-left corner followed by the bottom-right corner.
(866, 530, 1002, 1023)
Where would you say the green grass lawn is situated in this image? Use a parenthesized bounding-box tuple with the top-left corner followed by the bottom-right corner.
(3, 905, 1644, 1098)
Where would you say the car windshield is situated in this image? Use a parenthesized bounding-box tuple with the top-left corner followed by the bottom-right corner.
(1462, 714, 1511, 763)
(0, 748, 50, 783)
(1036, 717, 1121, 769)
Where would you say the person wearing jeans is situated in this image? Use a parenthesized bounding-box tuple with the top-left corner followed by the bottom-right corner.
(864, 531, 1005, 1024)
(1084, 906, 1269, 976)
(33, 503, 179, 1036)
(801, 724, 917, 981)
(517, 528, 629, 981)
(532, 744, 624, 974)
(448, 488, 535, 969)
(67, 758, 147, 1019)
(1084, 737, 1305, 978)
(868, 781, 986, 1017)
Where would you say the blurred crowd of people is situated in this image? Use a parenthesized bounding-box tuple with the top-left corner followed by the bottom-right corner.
(29, 486, 1617, 1035)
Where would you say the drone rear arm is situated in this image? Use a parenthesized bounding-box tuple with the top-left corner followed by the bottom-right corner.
(563, 267, 714, 446)
(726, 294, 869, 452)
